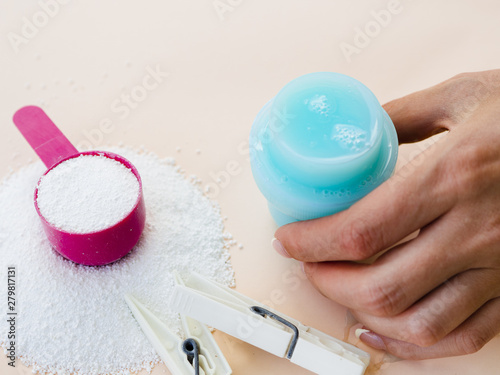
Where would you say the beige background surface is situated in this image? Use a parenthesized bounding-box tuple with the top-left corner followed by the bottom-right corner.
(1, 0, 500, 374)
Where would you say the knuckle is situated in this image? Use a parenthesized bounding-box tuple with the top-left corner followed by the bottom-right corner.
(338, 219, 378, 260)
(450, 71, 474, 81)
(439, 71, 489, 124)
(444, 141, 491, 198)
(456, 329, 489, 355)
(358, 282, 405, 317)
(405, 316, 442, 347)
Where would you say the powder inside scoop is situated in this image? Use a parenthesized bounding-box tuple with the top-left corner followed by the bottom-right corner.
(36, 154, 140, 233)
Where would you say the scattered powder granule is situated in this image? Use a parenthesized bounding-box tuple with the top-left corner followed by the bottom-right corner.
(36, 155, 140, 233)
(0, 147, 235, 375)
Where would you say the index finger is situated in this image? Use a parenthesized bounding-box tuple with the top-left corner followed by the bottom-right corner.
(383, 86, 450, 144)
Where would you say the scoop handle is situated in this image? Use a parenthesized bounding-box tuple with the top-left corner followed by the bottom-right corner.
(13, 106, 79, 168)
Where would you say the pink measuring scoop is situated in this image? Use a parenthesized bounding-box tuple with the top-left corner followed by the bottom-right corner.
(13, 105, 146, 266)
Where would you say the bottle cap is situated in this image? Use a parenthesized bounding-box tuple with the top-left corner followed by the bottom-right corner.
(250, 72, 398, 225)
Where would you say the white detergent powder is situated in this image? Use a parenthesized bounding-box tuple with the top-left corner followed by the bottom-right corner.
(0, 147, 235, 375)
(36, 154, 140, 233)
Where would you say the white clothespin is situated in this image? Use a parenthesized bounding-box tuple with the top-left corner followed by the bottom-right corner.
(170, 272, 370, 375)
(125, 290, 232, 375)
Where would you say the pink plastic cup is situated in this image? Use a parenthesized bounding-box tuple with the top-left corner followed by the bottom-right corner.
(13, 106, 146, 266)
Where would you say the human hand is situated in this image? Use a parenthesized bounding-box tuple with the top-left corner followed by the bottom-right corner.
(273, 70, 500, 359)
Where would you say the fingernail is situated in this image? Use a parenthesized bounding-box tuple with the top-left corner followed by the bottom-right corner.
(356, 329, 386, 351)
(355, 328, 370, 339)
(272, 238, 291, 258)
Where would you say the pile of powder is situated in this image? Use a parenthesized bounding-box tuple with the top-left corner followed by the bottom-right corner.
(36, 154, 140, 233)
(0, 147, 234, 375)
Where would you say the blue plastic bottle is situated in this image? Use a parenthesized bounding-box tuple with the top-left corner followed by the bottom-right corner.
(249, 72, 398, 226)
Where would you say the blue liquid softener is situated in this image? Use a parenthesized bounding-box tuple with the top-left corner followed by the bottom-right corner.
(249, 72, 398, 226)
